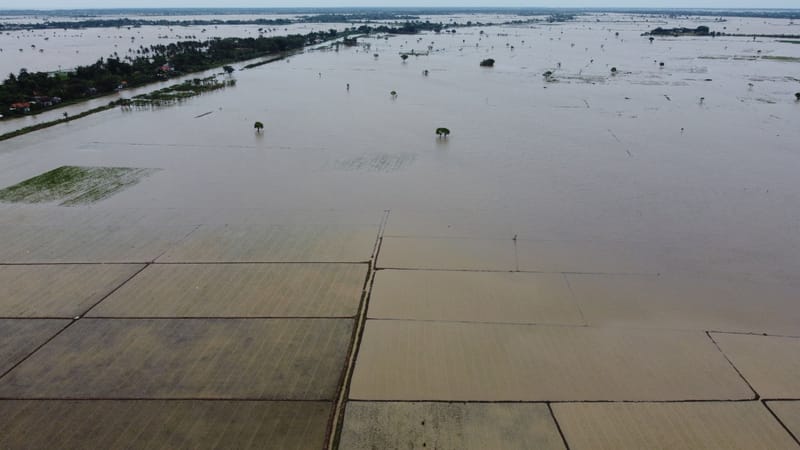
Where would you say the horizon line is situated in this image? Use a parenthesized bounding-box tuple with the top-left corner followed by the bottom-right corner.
(2, 6, 800, 11)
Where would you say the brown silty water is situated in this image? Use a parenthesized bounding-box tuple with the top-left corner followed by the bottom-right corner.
(1, 14, 798, 281)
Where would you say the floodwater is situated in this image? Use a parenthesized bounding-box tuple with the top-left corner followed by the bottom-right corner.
(1, 12, 800, 448)
(2, 13, 799, 278)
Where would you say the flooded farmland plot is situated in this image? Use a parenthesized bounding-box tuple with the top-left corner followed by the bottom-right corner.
(0, 10, 799, 449)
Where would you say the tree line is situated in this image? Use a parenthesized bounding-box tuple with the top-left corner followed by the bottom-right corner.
(0, 12, 426, 31)
(0, 21, 466, 118)
(0, 30, 338, 117)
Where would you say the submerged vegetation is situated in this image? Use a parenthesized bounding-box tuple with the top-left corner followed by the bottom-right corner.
(130, 76, 235, 107)
(0, 166, 159, 206)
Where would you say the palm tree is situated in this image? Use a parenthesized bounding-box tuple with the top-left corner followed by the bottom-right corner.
(436, 127, 450, 138)
(254, 121, 264, 133)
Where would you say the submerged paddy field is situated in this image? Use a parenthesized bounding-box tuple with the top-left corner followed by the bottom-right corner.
(0, 9, 799, 449)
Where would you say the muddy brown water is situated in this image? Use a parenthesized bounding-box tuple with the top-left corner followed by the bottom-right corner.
(1, 15, 799, 283)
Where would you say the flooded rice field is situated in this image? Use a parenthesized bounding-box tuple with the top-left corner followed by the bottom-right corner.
(2, 14, 799, 278)
(1, 11, 800, 449)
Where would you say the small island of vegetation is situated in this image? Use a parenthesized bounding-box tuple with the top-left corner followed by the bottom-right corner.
(645, 26, 714, 37)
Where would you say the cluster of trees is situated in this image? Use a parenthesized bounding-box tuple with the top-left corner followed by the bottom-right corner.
(646, 26, 713, 37)
(546, 14, 576, 23)
(353, 21, 447, 34)
(1, 30, 336, 117)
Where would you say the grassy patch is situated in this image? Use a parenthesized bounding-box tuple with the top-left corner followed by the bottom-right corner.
(0, 166, 159, 206)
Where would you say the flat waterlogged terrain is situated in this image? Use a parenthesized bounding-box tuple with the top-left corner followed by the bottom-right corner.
(2, 13, 799, 278)
(1, 12, 800, 449)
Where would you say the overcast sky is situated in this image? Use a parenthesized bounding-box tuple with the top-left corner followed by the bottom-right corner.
(0, 1, 798, 9)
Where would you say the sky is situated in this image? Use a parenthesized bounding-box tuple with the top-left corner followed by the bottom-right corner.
(0, 1, 798, 9)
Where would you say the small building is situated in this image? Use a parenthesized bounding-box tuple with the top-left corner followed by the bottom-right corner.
(10, 102, 31, 112)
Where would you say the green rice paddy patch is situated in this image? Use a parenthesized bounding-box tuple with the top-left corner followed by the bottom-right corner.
(0, 166, 159, 206)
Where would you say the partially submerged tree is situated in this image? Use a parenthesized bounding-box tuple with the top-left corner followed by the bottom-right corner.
(401, 54, 409, 62)
(436, 127, 450, 138)
(795, 92, 800, 101)
(222, 65, 234, 74)
(480, 58, 495, 67)
(390, 90, 397, 98)
(254, 121, 264, 133)
(610, 67, 618, 75)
